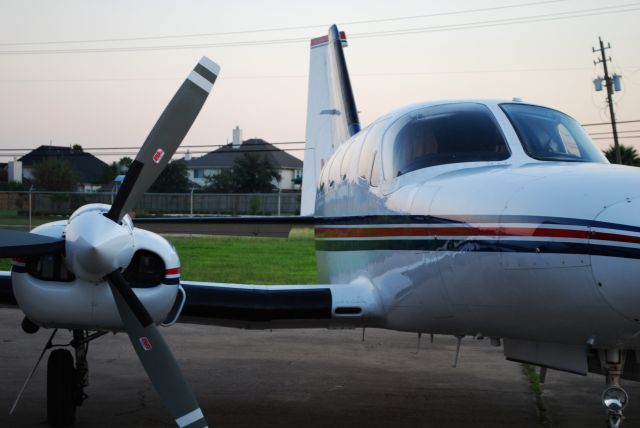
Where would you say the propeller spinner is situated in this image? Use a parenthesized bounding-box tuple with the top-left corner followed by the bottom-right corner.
(1, 56, 219, 428)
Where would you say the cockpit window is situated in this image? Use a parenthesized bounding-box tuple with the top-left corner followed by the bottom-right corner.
(500, 103, 607, 163)
(382, 103, 509, 178)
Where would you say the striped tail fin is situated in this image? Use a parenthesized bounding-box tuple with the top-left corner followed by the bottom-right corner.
(300, 25, 360, 216)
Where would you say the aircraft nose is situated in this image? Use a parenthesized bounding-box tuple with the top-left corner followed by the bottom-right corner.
(591, 196, 640, 321)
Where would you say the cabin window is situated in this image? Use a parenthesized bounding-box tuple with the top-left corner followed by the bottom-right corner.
(358, 117, 391, 179)
(500, 103, 608, 163)
(381, 103, 509, 178)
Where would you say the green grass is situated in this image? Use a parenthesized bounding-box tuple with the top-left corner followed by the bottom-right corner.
(0, 209, 62, 228)
(0, 230, 319, 284)
(522, 364, 551, 427)
(168, 230, 318, 284)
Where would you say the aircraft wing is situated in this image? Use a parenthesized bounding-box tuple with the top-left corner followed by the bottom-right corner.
(133, 216, 315, 238)
(0, 271, 383, 329)
(0, 271, 15, 308)
(177, 280, 382, 329)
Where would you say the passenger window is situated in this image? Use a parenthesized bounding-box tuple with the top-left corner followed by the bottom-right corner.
(382, 103, 509, 178)
(370, 151, 381, 187)
(358, 118, 391, 179)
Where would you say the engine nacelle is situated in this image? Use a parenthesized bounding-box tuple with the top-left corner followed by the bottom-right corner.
(12, 220, 182, 331)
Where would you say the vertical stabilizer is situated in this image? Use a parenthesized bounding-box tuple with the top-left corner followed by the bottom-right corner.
(301, 25, 359, 216)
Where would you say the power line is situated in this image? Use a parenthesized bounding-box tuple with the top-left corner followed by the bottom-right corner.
(582, 119, 640, 127)
(352, 4, 640, 39)
(0, 0, 568, 47)
(0, 148, 308, 161)
(589, 129, 640, 135)
(591, 136, 640, 140)
(4, 66, 627, 84)
(1, 4, 638, 55)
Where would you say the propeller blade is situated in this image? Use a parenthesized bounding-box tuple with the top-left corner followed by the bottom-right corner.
(106, 270, 208, 428)
(106, 57, 220, 223)
(0, 229, 64, 258)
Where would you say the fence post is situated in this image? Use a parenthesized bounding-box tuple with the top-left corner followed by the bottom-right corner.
(277, 187, 281, 216)
(28, 185, 33, 230)
(190, 187, 195, 217)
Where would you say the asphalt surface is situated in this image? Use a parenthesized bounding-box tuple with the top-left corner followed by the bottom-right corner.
(0, 309, 638, 427)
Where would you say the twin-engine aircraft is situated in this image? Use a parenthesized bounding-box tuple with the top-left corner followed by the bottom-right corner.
(1, 24, 639, 428)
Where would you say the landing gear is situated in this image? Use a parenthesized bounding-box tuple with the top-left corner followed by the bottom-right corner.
(599, 349, 629, 428)
(42, 329, 104, 428)
(47, 349, 76, 428)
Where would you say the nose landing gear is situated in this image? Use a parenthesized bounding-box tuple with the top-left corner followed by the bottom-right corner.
(11, 328, 109, 428)
(599, 349, 629, 428)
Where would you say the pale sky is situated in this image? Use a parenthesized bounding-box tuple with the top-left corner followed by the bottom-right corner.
(1, 0, 639, 163)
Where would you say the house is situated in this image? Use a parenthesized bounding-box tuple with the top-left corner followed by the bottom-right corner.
(185, 128, 303, 190)
(19, 145, 108, 192)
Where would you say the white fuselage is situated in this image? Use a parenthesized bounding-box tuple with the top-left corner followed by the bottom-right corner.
(314, 100, 640, 350)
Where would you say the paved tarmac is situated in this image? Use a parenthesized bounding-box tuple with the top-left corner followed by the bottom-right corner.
(0, 309, 639, 427)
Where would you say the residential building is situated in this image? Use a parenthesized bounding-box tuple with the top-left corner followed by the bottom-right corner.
(185, 132, 303, 190)
(19, 145, 108, 192)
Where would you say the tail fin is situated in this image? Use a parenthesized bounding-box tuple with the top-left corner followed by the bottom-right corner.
(300, 25, 360, 216)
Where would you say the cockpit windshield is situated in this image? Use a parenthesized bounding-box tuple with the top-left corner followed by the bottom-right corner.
(500, 103, 607, 163)
(381, 103, 510, 178)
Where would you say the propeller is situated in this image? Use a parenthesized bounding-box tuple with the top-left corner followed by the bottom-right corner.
(3, 56, 219, 428)
(98, 56, 219, 428)
(107, 270, 208, 428)
(106, 56, 220, 223)
(0, 229, 64, 258)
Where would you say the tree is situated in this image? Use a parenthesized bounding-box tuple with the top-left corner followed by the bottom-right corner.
(205, 169, 236, 193)
(97, 156, 134, 184)
(604, 144, 640, 166)
(98, 162, 118, 185)
(32, 158, 79, 191)
(71, 144, 83, 152)
(149, 159, 191, 193)
(206, 153, 281, 193)
(117, 156, 132, 173)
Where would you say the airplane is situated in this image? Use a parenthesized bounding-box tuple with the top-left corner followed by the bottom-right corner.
(1, 24, 639, 428)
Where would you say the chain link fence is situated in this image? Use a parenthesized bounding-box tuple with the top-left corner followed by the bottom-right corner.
(0, 190, 301, 218)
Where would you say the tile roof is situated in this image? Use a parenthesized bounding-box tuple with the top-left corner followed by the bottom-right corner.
(20, 145, 108, 183)
(185, 139, 302, 169)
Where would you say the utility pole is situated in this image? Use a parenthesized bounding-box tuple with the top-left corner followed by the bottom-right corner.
(593, 36, 622, 164)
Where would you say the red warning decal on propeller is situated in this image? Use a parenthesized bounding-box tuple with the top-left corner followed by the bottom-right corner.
(139, 337, 153, 351)
(152, 148, 165, 164)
